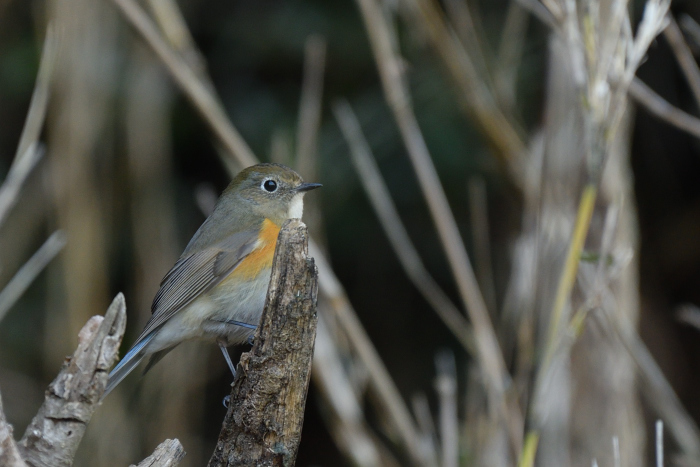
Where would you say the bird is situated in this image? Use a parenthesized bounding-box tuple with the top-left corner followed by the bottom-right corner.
(104, 163, 321, 397)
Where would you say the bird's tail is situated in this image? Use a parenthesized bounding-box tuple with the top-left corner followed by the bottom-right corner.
(102, 333, 154, 399)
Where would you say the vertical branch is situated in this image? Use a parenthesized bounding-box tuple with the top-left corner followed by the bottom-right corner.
(208, 220, 318, 467)
(295, 35, 327, 247)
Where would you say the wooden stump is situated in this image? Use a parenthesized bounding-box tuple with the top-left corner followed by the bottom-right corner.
(208, 219, 319, 467)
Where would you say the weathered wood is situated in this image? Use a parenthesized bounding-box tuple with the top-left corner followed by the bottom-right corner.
(17, 293, 126, 467)
(0, 389, 28, 467)
(208, 219, 319, 467)
(130, 439, 186, 467)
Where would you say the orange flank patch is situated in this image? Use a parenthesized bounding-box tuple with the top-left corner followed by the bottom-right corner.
(228, 219, 281, 280)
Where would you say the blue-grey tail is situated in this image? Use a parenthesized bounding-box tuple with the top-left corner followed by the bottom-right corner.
(102, 333, 154, 399)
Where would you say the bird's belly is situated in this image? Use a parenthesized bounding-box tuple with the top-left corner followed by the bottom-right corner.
(148, 267, 272, 351)
(201, 267, 272, 344)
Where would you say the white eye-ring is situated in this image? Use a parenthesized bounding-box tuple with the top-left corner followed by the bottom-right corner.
(261, 178, 278, 193)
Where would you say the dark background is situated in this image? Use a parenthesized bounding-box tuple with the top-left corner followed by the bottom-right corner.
(0, 0, 699, 464)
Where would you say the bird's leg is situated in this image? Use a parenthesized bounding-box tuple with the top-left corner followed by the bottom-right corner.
(220, 318, 256, 330)
(218, 341, 236, 379)
(211, 318, 257, 346)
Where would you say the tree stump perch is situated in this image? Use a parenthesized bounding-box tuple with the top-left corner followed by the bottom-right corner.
(208, 219, 319, 467)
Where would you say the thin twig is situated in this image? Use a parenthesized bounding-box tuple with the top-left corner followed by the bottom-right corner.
(14, 27, 56, 163)
(629, 78, 700, 140)
(112, 0, 256, 167)
(468, 177, 498, 318)
(435, 351, 458, 467)
(496, 2, 529, 109)
(296, 35, 326, 177)
(0, 144, 44, 230)
(411, 393, 439, 466)
(0, 27, 56, 228)
(663, 16, 700, 109)
(333, 100, 475, 355)
(146, 0, 208, 78)
(596, 309, 700, 457)
(295, 35, 327, 249)
(656, 420, 664, 467)
(613, 436, 620, 467)
(680, 14, 700, 52)
(0, 231, 66, 324)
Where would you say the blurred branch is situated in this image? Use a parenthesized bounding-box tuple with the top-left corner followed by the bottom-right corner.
(17, 294, 127, 466)
(0, 144, 44, 231)
(596, 309, 700, 457)
(468, 177, 498, 317)
(0, 27, 56, 227)
(333, 100, 476, 355)
(146, 0, 208, 78)
(313, 314, 401, 467)
(208, 220, 317, 466)
(663, 16, 700, 108)
(0, 230, 66, 324)
(656, 420, 664, 467)
(443, 0, 491, 80)
(496, 2, 529, 110)
(111, 0, 257, 167)
(677, 304, 700, 330)
(411, 393, 439, 466)
(629, 78, 700, 140)
(295, 35, 327, 249)
(296, 35, 326, 176)
(680, 14, 700, 52)
(13, 27, 55, 162)
(0, 390, 28, 467)
(401, 0, 526, 168)
(354, 0, 520, 452)
(311, 245, 430, 465)
(435, 351, 458, 467)
(131, 439, 185, 467)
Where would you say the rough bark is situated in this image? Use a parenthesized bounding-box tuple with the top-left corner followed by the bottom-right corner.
(130, 439, 185, 467)
(17, 293, 126, 467)
(0, 390, 28, 467)
(208, 219, 319, 467)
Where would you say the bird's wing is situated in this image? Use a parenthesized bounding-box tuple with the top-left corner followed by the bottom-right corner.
(133, 227, 260, 342)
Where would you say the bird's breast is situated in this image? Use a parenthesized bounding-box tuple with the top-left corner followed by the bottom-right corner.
(225, 218, 280, 281)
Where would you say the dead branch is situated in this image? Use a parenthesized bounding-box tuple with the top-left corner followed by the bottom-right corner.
(130, 439, 186, 467)
(208, 219, 318, 467)
(630, 78, 700, 140)
(17, 294, 126, 466)
(0, 389, 28, 467)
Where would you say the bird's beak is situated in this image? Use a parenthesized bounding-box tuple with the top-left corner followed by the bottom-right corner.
(295, 182, 322, 192)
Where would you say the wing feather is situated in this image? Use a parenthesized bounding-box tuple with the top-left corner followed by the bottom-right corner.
(133, 228, 260, 343)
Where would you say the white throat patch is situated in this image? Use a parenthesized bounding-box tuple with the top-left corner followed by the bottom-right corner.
(288, 194, 304, 219)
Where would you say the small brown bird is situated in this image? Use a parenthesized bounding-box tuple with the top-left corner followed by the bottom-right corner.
(104, 163, 321, 396)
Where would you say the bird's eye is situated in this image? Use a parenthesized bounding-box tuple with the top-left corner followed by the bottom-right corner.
(262, 179, 278, 193)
